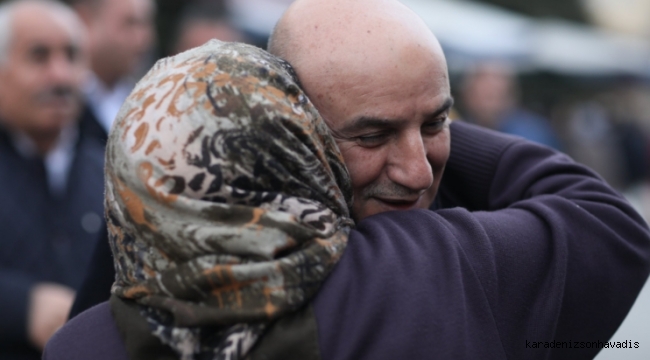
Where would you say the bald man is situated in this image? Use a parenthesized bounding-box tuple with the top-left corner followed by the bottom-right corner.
(269, 0, 451, 220)
(52, 1, 649, 359)
(264, 0, 650, 358)
(0, 1, 105, 358)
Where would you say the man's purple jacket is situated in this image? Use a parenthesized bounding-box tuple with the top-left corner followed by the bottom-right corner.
(44, 121, 650, 359)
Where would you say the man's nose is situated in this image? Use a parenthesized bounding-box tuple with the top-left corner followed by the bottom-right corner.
(47, 55, 75, 84)
(387, 131, 434, 192)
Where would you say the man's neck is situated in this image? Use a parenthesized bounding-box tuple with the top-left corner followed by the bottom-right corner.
(93, 70, 119, 90)
(90, 57, 121, 90)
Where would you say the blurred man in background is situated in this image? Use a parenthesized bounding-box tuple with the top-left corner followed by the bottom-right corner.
(460, 61, 562, 149)
(0, 0, 105, 358)
(68, 0, 155, 140)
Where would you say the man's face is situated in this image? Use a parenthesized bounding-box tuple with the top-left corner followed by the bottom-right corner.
(90, 0, 153, 78)
(0, 7, 86, 139)
(298, 45, 452, 220)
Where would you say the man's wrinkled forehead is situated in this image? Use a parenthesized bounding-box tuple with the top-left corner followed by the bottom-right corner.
(272, 0, 448, 97)
(277, 1, 444, 61)
(10, 3, 86, 48)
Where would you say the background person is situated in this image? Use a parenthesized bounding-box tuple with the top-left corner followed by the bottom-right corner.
(170, 3, 247, 56)
(67, 0, 155, 140)
(0, 0, 105, 358)
(458, 61, 563, 149)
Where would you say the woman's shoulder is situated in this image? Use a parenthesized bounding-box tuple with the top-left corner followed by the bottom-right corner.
(43, 301, 129, 360)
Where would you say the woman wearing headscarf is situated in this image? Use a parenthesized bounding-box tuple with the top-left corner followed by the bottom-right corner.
(58, 39, 352, 360)
(45, 40, 650, 360)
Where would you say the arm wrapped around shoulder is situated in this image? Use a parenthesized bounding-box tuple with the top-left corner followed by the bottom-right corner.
(441, 121, 650, 359)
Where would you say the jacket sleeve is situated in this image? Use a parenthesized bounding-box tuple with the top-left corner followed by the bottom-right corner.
(437, 121, 650, 359)
(0, 272, 36, 346)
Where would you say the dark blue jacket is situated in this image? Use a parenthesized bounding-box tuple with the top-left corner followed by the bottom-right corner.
(0, 112, 105, 360)
(45, 121, 650, 360)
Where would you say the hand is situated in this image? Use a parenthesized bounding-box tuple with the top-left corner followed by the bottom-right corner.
(27, 283, 75, 350)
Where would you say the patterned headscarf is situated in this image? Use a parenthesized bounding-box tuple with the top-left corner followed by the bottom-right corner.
(105, 40, 353, 359)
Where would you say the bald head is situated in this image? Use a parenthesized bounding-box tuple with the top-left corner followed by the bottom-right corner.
(270, 0, 447, 92)
(269, 0, 452, 220)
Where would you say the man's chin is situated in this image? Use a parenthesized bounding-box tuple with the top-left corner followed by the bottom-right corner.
(28, 118, 74, 140)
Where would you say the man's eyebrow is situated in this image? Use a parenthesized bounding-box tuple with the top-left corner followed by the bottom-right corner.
(340, 96, 455, 134)
(28, 44, 49, 53)
(427, 97, 455, 119)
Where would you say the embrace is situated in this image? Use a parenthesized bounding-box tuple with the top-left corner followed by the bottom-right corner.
(45, 1, 650, 359)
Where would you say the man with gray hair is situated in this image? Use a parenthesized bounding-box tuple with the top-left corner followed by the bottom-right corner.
(0, 1, 104, 358)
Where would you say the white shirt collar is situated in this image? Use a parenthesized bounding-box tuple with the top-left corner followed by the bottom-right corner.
(11, 125, 78, 196)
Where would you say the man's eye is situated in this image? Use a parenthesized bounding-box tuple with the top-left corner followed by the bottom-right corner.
(355, 133, 390, 147)
(29, 47, 49, 64)
(422, 118, 447, 134)
(66, 46, 80, 62)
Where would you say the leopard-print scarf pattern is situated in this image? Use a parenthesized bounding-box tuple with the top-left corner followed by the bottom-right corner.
(105, 40, 353, 360)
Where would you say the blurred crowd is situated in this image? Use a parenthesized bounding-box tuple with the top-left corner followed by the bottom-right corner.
(0, 0, 648, 358)
(451, 50, 650, 231)
(452, 62, 650, 192)
(451, 61, 650, 222)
